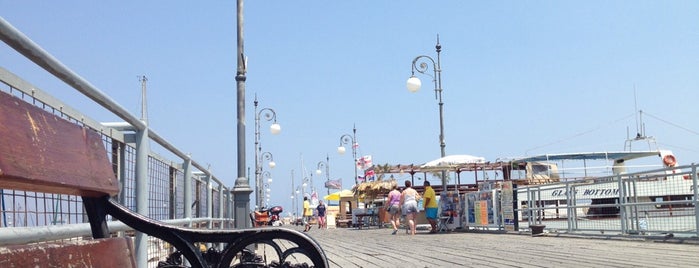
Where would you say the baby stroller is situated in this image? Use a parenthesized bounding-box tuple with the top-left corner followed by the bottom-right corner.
(268, 206, 283, 226)
(251, 206, 284, 227)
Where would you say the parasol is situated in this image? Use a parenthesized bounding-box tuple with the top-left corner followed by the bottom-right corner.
(323, 189, 354, 201)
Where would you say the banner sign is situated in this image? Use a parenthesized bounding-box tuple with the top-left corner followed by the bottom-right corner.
(325, 179, 342, 189)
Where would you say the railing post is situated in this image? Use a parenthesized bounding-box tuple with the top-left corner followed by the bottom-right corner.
(219, 184, 225, 224)
(566, 183, 574, 232)
(115, 141, 127, 213)
(618, 174, 627, 234)
(134, 127, 150, 268)
(692, 164, 698, 237)
(206, 174, 213, 224)
(184, 157, 193, 220)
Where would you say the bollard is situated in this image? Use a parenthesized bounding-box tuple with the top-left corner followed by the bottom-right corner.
(530, 224, 546, 237)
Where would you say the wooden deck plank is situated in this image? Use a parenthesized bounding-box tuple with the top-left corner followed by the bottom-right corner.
(289, 225, 699, 267)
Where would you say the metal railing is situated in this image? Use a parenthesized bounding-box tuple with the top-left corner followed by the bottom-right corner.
(0, 16, 331, 268)
(0, 23, 236, 267)
(518, 164, 699, 237)
(462, 164, 699, 238)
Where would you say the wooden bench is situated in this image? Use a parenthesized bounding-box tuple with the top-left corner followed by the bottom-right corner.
(0, 90, 328, 267)
(336, 219, 352, 228)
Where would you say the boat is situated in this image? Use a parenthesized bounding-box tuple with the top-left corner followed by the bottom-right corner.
(509, 132, 694, 220)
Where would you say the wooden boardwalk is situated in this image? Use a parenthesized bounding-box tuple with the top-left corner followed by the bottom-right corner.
(289, 226, 699, 268)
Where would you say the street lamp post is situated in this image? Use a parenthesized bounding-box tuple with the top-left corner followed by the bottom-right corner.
(338, 125, 358, 202)
(316, 154, 330, 196)
(261, 171, 272, 208)
(407, 36, 448, 191)
(290, 169, 297, 220)
(309, 172, 314, 194)
(301, 176, 309, 202)
(294, 187, 300, 220)
(256, 151, 276, 209)
(296, 176, 310, 222)
(232, 0, 251, 230)
(254, 95, 281, 209)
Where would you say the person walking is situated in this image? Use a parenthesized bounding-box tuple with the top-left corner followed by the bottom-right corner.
(423, 180, 438, 233)
(316, 200, 327, 229)
(386, 185, 402, 235)
(400, 180, 420, 235)
(303, 196, 312, 232)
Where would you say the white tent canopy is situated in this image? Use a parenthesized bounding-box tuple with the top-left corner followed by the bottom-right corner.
(420, 154, 486, 172)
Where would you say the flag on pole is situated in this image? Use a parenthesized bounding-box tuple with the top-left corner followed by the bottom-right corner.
(365, 168, 376, 181)
(356, 155, 373, 169)
(325, 179, 342, 189)
(311, 191, 319, 206)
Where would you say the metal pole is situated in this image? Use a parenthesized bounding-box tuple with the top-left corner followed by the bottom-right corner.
(291, 170, 297, 220)
(352, 125, 360, 209)
(136, 76, 150, 265)
(409, 36, 447, 191)
(254, 100, 278, 210)
(303, 177, 308, 201)
(206, 174, 213, 221)
(232, 0, 253, 229)
(258, 152, 274, 209)
(261, 170, 271, 208)
(134, 126, 149, 267)
(692, 164, 698, 237)
(435, 38, 445, 159)
(218, 184, 224, 223)
(338, 126, 359, 207)
(326, 155, 330, 196)
(316, 158, 329, 195)
(435, 38, 447, 192)
(254, 96, 260, 211)
(183, 157, 193, 220)
(352, 126, 358, 189)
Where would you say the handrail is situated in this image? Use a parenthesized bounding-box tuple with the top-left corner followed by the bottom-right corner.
(0, 217, 231, 246)
(0, 16, 222, 186)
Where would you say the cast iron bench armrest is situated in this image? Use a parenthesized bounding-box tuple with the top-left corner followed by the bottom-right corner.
(100, 196, 328, 267)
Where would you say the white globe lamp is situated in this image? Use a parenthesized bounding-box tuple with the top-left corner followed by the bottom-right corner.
(270, 123, 281, 135)
(406, 76, 422, 93)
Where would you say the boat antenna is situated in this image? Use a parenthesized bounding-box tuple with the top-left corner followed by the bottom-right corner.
(625, 87, 657, 151)
(640, 110, 646, 139)
(634, 85, 640, 138)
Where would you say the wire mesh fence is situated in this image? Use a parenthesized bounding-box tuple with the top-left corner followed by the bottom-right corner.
(1, 68, 234, 267)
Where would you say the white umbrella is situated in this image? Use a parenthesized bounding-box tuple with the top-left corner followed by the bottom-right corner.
(420, 154, 486, 171)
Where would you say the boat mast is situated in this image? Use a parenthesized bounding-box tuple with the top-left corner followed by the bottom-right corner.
(625, 89, 657, 151)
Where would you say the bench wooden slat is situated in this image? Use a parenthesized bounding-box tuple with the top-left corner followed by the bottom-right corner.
(0, 237, 135, 268)
(0, 91, 118, 197)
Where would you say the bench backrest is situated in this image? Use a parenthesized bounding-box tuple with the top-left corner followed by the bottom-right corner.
(0, 91, 133, 267)
(0, 90, 118, 197)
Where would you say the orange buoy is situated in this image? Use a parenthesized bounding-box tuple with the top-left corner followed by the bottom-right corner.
(663, 154, 677, 167)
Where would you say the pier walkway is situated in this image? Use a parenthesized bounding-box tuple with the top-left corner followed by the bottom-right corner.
(290, 226, 699, 268)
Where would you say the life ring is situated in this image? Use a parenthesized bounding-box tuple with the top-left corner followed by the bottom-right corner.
(663, 155, 677, 167)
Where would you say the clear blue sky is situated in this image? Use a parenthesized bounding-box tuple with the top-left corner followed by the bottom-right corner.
(3, 1, 699, 212)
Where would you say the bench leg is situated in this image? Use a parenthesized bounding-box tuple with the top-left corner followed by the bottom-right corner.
(83, 196, 109, 238)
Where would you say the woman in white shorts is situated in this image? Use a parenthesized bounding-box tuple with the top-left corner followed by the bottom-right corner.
(400, 180, 420, 235)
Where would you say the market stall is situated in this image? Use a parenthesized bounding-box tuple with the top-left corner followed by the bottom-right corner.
(352, 179, 398, 227)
